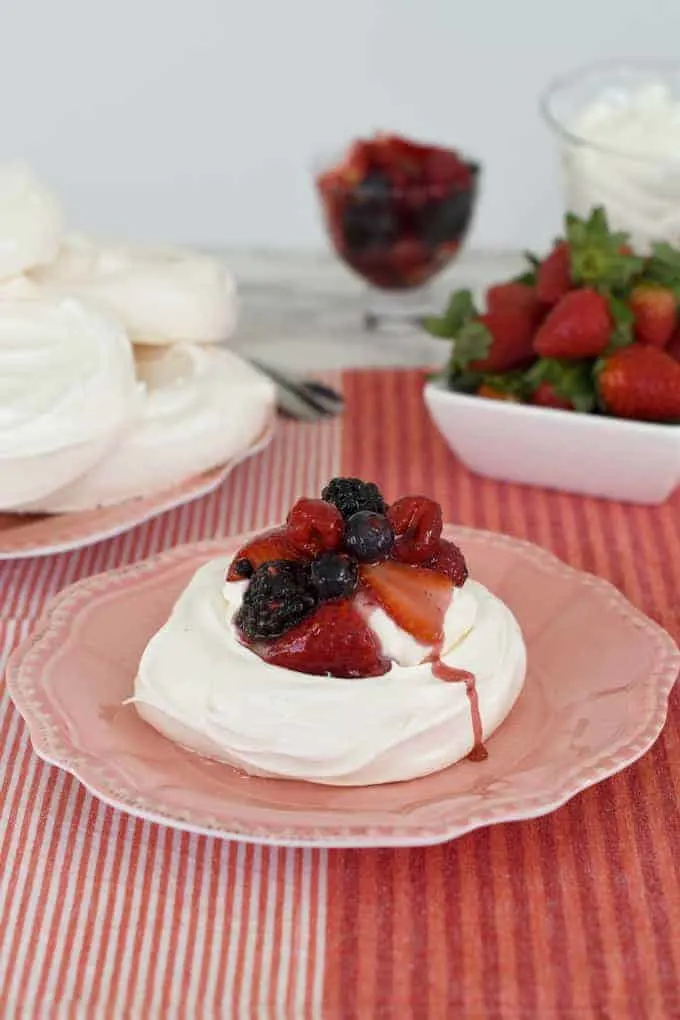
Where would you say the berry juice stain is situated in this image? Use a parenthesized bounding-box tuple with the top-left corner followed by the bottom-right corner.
(429, 647, 488, 762)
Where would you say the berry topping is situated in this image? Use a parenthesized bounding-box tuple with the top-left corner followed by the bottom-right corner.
(321, 477, 387, 520)
(226, 528, 299, 582)
(310, 552, 359, 601)
(253, 601, 390, 678)
(286, 498, 344, 557)
(235, 561, 318, 640)
(361, 560, 453, 644)
(387, 496, 443, 564)
(424, 539, 469, 587)
(344, 511, 395, 563)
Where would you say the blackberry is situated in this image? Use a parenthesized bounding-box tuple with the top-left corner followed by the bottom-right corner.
(321, 477, 387, 520)
(345, 511, 394, 563)
(236, 560, 318, 640)
(310, 552, 359, 601)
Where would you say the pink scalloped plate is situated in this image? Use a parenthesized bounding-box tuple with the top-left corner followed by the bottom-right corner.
(6, 527, 679, 847)
(0, 420, 275, 560)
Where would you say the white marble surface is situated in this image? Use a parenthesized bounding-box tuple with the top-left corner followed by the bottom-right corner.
(225, 249, 523, 373)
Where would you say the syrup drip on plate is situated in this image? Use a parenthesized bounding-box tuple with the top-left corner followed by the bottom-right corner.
(429, 643, 488, 762)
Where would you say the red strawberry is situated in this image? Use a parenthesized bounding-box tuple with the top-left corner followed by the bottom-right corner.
(255, 601, 389, 678)
(387, 496, 443, 564)
(533, 288, 612, 359)
(424, 539, 468, 587)
(531, 381, 574, 411)
(598, 345, 680, 422)
(286, 498, 344, 557)
(536, 241, 571, 305)
(469, 308, 536, 372)
(361, 561, 453, 644)
(226, 528, 299, 581)
(630, 284, 676, 348)
(486, 281, 542, 318)
(667, 327, 680, 362)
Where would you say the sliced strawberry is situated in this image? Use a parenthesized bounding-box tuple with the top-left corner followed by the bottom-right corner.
(286, 498, 344, 556)
(536, 241, 571, 305)
(254, 601, 389, 678)
(424, 539, 469, 587)
(226, 528, 299, 581)
(361, 560, 453, 644)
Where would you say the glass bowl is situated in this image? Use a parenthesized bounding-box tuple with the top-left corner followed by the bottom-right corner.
(541, 60, 680, 250)
(315, 136, 479, 328)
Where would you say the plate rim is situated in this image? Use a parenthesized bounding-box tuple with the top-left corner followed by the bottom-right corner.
(6, 526, 680, 848)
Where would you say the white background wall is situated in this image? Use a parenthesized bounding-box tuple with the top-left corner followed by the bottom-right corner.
(1, 0, 678, 252)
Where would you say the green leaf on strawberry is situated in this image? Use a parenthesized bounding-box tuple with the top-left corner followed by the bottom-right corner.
(644, 243, 680, 301)
(566, 207, 644, 291)
(450, 319, 494, 369)
(606, 295, 635, 350)
(479, 369, 530, 400)
(422, 288, 477, 339)
(511, 250, 541, 286)
(526, 358, 596, 413)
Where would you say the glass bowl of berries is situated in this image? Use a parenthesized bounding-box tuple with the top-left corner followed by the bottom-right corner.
(315, 133, 480, 329)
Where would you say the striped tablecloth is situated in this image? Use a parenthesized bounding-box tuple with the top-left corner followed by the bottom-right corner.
(1, 367, 679, 1019)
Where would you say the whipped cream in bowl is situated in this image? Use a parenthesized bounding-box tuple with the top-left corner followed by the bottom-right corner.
(133, 487, 527, 787)
(0, 279, 139, 510)
(542, 62, 680, 249)
(31, 234, 238, 345)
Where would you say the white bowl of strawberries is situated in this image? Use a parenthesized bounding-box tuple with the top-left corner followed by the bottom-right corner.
(423, 207, 680, 504)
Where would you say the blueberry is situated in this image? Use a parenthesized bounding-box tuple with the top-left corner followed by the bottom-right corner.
(342, 171, 398, 254)
(310, 552, 359, 601)
(419, 187, 475, 249)
(232, 557, 254, 579)
(344, 511, 394, 563)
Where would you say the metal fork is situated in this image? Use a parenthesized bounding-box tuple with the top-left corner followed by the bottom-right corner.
(248, 359, 345, 422)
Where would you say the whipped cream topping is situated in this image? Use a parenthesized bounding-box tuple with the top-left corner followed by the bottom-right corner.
(563, 82, 680, 247)
(134, 558, 526, 786)
(25, 345, 275, 512)
(0, 161, 63, 280)
(32, 234, 238, 345)
(0, 280, 139, 509)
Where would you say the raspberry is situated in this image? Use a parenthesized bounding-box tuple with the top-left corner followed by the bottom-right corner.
(425, 539, 468, 587)
(321, 477, 387, 520)
(286, 498, 344, 556)
(236, 561, 318, 640)
(387, 496, 443, 564)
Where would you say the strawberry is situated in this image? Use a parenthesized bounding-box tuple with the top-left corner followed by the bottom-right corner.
(387, 496, 443, 564)
(667, 327, 680, 363)
(361, 560, 453, 644)
(469, 307, 536, 372)
(423, 539, 468, 587)
(486, 281, 542, 318)
(536, 241, 571, 305)
(630, 284, 676, 348)
(227, 528, 299, 581)
(255, 601, 389, 678)
(533, 288, 612, 359)
(598, 345, 680, 421)
(531, 382, 574, 410)
(286, 498, 344, 557)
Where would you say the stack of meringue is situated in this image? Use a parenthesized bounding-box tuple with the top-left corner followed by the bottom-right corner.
(0, 161, 275, 513)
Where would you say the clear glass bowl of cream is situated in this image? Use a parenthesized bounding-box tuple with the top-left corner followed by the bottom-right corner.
(541, 61, 680, 250)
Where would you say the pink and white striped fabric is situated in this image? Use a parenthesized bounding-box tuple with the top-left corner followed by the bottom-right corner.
(1, 367, 679, 1018)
